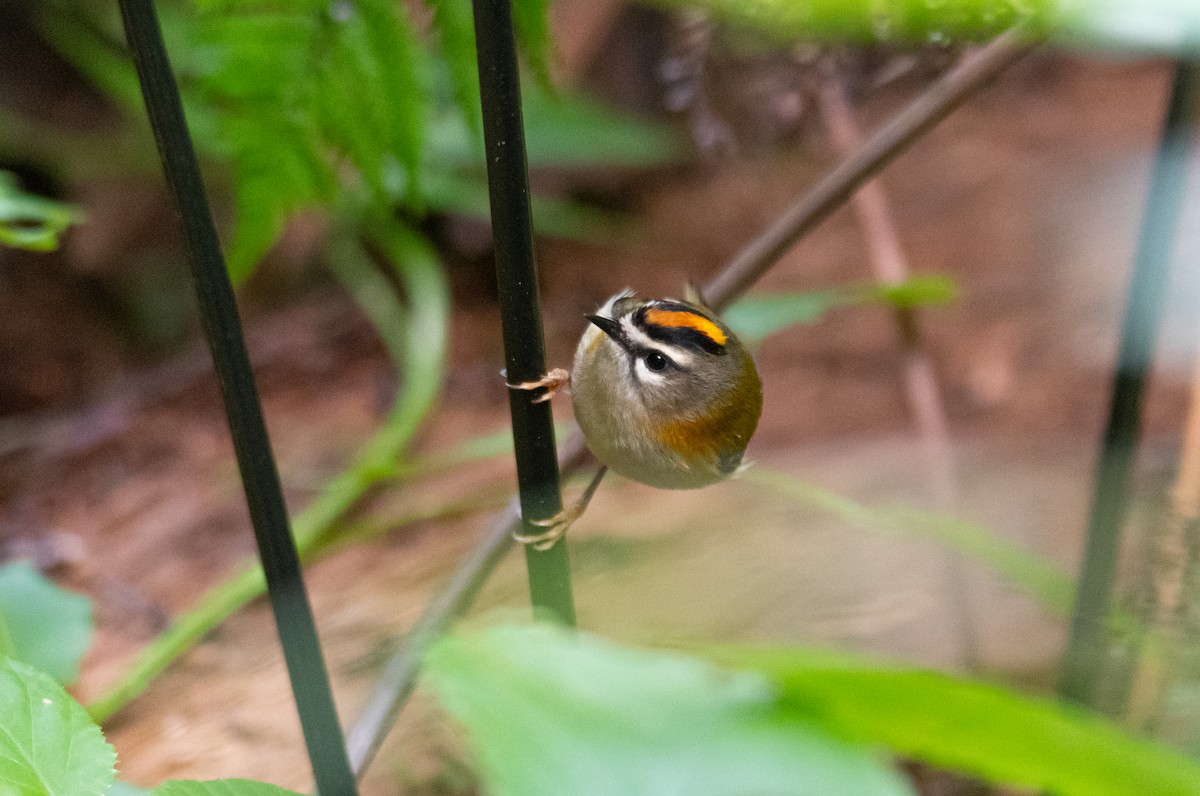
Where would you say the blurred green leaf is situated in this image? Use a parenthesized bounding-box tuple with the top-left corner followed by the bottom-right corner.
(0, 172, 83, 252)
(715, 645, 1200, 795)
(422, 168, 625, 240)
(643, 0, 1200, 56)
(424, 80, 684, 170)
(108, 784, 150, 796)
(725, 274, 956, 345)
(641, 0, 1046, 44)
(0, 654, 115, 796)
(424, 0, 483, 137)
(521, 82, 685, 168)
(513, 0, 554, 87)
(424, 624, 914, 796)
(151, 781, 302, 796)
(871, 274, 957, 309)
(744, 467, 1074, 615)
(723, 290, 844, 343)
(0, 561, 93, 685)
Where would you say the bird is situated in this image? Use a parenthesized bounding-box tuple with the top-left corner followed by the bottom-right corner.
(508, 289, 763, 548)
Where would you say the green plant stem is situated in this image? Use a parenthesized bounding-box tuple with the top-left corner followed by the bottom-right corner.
(85, 458, 502, 725)
(116, 1, 356, 791)
(86, 215, 449, 724)
(1059, 60, 1200, 708)
(470, 0, 576, 625)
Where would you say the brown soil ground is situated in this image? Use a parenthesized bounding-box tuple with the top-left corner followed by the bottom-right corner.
(0, 25, 1193, 795)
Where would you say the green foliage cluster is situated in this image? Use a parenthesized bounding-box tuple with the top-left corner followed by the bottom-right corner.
(34, 0, 679, 279)
(637, 0, 1200, 55)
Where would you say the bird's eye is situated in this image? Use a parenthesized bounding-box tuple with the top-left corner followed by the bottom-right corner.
(644, 351, 668, 372)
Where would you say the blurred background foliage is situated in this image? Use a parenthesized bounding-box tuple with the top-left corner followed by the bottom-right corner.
(46, 0, 680, 267)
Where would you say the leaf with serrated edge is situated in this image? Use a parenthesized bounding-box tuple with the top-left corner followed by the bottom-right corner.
(0, 655, 114, 796)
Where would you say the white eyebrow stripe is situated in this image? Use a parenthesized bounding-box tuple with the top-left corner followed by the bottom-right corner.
(622, 317, 655, 349)
(623, 318, 696, 367)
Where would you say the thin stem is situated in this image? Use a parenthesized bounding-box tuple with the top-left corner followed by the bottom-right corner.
(345, 25, 1031, 778)
(470, 0, 576, 625)
(1059, 61, 1200, 708)
(115, 1, 356, 793)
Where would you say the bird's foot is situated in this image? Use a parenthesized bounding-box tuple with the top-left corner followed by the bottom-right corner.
(513, 501, 586, 551)
(506, 368, 571, 404)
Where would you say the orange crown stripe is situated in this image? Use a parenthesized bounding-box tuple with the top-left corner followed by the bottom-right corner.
(642, 308, 728, 347)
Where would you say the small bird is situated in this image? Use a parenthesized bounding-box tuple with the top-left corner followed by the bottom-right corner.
(509, 289, 763, 548)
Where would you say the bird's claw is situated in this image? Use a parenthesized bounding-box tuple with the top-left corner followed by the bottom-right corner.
(506, 368, 571, 404)
(513, 502, 585, 551)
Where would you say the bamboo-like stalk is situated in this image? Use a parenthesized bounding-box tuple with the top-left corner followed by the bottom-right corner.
(1059, 61, 1200, 708)
(344, 27, 1032, 779)
(470, 0, 577, 625)
(115, 1, 357, 793)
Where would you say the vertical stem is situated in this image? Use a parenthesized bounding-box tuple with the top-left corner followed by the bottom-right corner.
(1059, 61, 1200, 707)
(115, 2, 358, 793)
(470, 0, 576, 625)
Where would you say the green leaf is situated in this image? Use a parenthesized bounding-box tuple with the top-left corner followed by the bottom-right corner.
(725, 275, 956, 345)
(723, 289, 846, 344)
(716, 646, 1200, 796)
(871, 274, 957, 309)
(221, 114, 334, 283)
(639, 0, 1048, 45)
(421, 168, 625, 240)
(425, 0, 482, 137)
(0, 562, 93, 685)
(346, 0, 427, 201)
(424, 624, 913, 796)
(424, 82, 684, 170)
(520, 82, 684, 168)
(513, 0, 554, 87)
(0, 172, 83, 252)
(150, 781, 302, 796)
(107, 784, 149, 796)
(643, 0, 1200, 57)
(0, 654, 115, 796)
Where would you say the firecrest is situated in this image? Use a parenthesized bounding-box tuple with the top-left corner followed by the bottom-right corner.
(510, 289, 763, 546)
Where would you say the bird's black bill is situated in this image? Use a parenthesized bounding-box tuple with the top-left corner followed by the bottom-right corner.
(586, 314, 627, 349)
